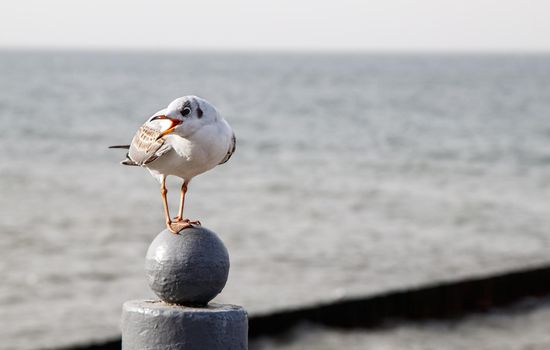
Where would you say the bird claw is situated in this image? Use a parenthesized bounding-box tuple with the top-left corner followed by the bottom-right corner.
(167, 219, 201, 234)
(167, 221, 191, 234)
(172, 216, 189, 223)
(172, 217, 201, 225)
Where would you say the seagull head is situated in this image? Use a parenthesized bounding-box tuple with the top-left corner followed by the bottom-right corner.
(148, 96, 219, 139)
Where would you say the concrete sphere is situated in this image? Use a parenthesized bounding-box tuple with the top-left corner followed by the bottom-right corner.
(145, 226, 230, 305)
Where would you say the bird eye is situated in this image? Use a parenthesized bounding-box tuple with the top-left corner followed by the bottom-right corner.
(180, 107, 191, 117)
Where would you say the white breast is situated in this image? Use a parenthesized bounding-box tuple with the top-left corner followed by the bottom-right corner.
(145, 120, 233, 181)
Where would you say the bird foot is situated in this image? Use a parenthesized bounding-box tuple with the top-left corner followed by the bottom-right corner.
(167, 219, 201, 234)
(173, 217, 201, 225)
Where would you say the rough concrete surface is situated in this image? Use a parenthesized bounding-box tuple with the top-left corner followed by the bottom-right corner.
(122, 300, 248, 350)
(145, 227, 230, 305)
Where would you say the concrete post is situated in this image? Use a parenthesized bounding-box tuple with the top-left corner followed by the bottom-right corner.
(121, 227, 248, 350)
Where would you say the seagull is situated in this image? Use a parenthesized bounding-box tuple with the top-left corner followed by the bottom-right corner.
(110, 96, 235, 233)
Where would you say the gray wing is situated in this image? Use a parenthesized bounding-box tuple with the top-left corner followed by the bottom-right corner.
(219, 132, 236, 165)
(126, 124, 172, 166)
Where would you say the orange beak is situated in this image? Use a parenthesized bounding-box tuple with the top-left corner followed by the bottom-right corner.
(152, 115, 183, 139)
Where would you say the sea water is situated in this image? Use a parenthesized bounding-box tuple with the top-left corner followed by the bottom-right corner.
(1, 51, 549, 349)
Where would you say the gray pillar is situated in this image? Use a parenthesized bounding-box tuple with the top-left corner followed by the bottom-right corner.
(121, 227, 248, 350)
(122, 301, 248, 350)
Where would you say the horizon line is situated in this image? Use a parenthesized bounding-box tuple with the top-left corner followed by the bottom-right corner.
(1, 45, 550, 56)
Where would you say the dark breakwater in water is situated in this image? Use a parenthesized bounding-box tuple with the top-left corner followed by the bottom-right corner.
(53, 264, 550, 350)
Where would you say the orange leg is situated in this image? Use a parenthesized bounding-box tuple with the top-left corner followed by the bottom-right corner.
(174, 180, 188, 222)
(160, 176, 178, 233)
(173, 179, 201, 227)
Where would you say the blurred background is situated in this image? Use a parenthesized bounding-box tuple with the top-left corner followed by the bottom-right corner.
(1, 1, 550, 349)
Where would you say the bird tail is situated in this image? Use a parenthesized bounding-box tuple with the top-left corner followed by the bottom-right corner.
(121, 153, 139, 166)
(108, 145, 139, 166)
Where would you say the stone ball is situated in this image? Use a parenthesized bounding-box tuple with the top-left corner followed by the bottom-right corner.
(145, 226, 230, 305)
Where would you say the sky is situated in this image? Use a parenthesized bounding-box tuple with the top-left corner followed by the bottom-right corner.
(1, 0, 549, 52)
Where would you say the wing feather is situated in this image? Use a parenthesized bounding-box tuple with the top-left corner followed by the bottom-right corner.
(127, 124, 171, 166)
(219, 132, 236, 165)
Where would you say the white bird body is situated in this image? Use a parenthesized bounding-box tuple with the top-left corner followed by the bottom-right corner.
(111, 95, 235, 233)
(147, 118, 233, 182)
